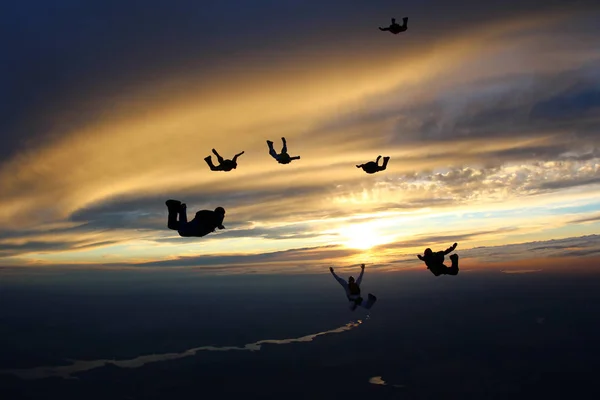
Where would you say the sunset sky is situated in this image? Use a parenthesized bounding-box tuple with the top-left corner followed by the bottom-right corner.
(2, 0, 600, 275)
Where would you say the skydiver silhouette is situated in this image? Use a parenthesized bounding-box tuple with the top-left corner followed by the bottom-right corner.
(417, 242, 459, 276)
(330, 264, 377, 311)
(165, 199, 226, 237)
(356, 155, 390, 174)
(267, 137, 301, 164)
(379, 17, 408, 34)
(204, 149, 244, 172)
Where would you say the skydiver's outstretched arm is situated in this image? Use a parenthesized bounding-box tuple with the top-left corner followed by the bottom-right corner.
(379, 27, 390, 31)
(355, 264, 365, 285)
(212, 148, 224, 163)
(329, 267, 347, 287)
(417, 254, 424, 261)
(443, 243, 458, 255)
(290, 156, 301, 161)
(232, 151, 245, 163)
(356, 164, 364, 168)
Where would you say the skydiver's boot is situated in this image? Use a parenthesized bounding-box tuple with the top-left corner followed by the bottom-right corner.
(166, 199, 181, 210)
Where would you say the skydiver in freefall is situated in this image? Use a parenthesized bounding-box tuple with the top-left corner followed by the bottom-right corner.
(330, 264, 377, 311)
(267, 137, 301, 164)
(204, 148, 245, 172)
(356, 155, 390, 174)
(165, 199, 226, 237)
(379, 17, 408, 34)
(417, 242, 460, 276)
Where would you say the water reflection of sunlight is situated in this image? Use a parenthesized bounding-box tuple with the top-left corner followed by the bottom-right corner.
(2, 320, 364, 380)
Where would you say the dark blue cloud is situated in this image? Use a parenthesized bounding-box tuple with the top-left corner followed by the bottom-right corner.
(530, 87, 600, 121)
(2, 0, 599, 162)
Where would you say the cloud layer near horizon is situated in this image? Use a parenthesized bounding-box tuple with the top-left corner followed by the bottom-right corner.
(1, 1, 600, 272)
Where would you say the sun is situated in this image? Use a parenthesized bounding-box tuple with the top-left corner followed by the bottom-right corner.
(338, 223, 390, 250)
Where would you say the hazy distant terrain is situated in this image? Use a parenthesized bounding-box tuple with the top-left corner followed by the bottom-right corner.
(2, 266, 599, 399)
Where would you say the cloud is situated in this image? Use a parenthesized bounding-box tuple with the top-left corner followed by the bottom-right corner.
(463, 234, 600, 261)
(1, 4, 600, 266)
(569, 213, 600, 224)
(375, 227, 521, 252)
(500, 269, 543, 274)
(137, 245, 360, 269)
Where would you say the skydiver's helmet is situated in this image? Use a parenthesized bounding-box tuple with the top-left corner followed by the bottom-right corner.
(424, 248, 433, 257)
(214, 207, 225, 215)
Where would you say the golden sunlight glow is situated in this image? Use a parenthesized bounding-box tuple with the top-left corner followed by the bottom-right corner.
(338, 223, 391, 250)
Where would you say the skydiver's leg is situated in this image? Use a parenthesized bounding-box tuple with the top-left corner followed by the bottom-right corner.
(347, 295, 362, 311)
(401, 17, 408, 29)
(380, 156, 390, 170)
(447, 254, 459, 275)
(166, 200, 181, 230)
(281, 137, 288, 154)
(267, 140, 279, 160)
(176, 204, 190, 237)
(361, 294, 377, 309)
(212, 149, 225, 164)
(428, 265, 443, 276)
(379, 27, 390, 31)
(179, 204, 188, 225)
(232, 151, 245, 163)
(204, 156, 220, 171)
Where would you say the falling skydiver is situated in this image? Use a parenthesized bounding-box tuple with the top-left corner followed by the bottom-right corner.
(267, 137, 301, 164)
(379, 17, 408, 34)
(165, 199, 226, 237)
(330, 264, 377, 311)
(356, 155, 390, 174)
(418, 242, 460, 276)
(204, 148, 245, 172)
